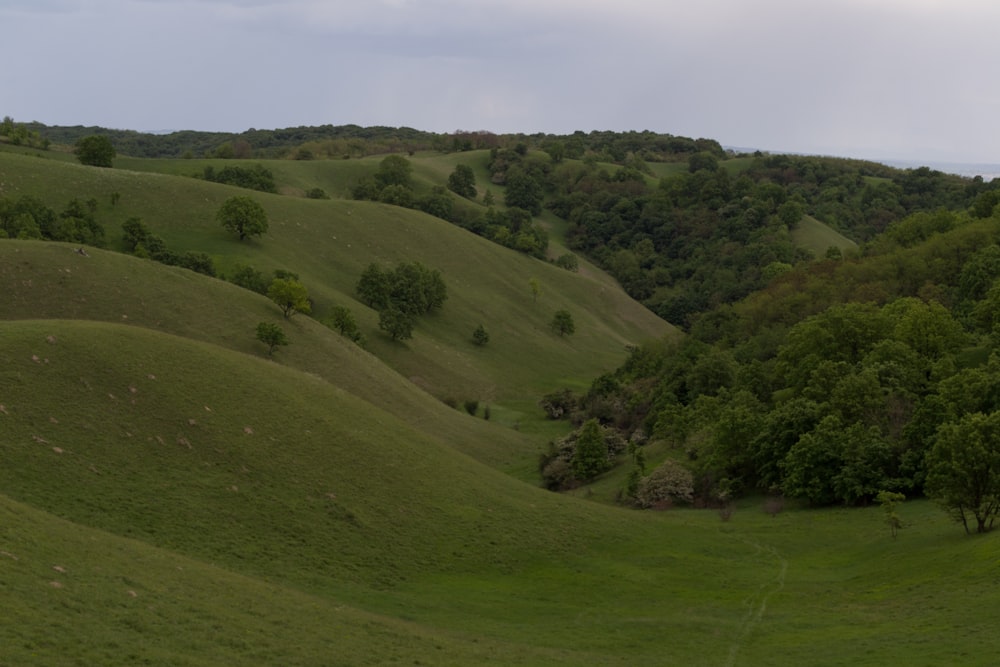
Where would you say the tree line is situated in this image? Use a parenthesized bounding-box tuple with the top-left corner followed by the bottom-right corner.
(542, 200, 1000, 532)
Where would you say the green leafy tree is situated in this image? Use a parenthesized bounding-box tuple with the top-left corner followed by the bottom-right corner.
(573, 419, 609, 481)
(472, 324, 490, 346)
(503, 171, 543, 215)
(378, 306, 414, 341)
(267, 278, 311, 318)
(327, 305, 364, 344)
(121, 217, 150, 252)
(688, 151, 719, 173)
(375, 154, 413, 189)
(217, 196, 269, 241)
(229, 263, 270, 294)
(877, 490, 905, 539)
(356, 263, 390, 309)
(551, 309, 575, 336)
(447, 164, 477, 198)
(926, 412, 1000, 534)
(256, 322, 288, 356)
(74, 135, 116, 167)
(529, 277, 542, 302)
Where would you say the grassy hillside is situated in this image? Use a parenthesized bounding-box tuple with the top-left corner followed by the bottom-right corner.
(4, 319, 1000, 665)
(792, 214, 859, 256)
(6, 143, 1000, 666)
(0, 149, 671, 430)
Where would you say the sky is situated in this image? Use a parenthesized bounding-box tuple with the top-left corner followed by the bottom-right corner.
(2, 0, 999, 164)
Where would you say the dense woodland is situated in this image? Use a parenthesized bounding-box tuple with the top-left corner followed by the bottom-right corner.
(6, 117, 1000, 530)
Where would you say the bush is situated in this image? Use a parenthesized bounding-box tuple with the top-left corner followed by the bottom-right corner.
(555, 253, 579, 271)
(75, 135, 116, 167)
(463, 399, 479, 416)
(551, 309, 575, 336)
(635, 460, 694, 509)
(539, 389, 577, 420)
(229, 264, 270, 294)
(472, 324, 490, 346)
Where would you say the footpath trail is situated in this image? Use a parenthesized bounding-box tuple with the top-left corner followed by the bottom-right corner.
(724, 536, 788, 667)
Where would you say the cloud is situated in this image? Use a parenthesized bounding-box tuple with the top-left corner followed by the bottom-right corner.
(1, 0, 999, 161)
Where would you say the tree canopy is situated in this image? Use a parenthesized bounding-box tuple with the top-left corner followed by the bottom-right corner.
(217, 196, 269, 241)
(74, 135, 116, 167)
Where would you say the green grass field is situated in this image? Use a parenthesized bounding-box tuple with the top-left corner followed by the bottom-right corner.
(2, 147, 999, 665)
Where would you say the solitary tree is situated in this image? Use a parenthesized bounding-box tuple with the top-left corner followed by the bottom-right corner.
(267, 278, 311, 318)
(472, 324, 490, 346)
(374, 154, 413, 189)
(75, 135, 116, 167)
(877, 490, 905, 539)
(217, 196, 269, 241)
(529, 277, 542, 303)
(255, 322, 288, 356)
(551, 309, 575, 336)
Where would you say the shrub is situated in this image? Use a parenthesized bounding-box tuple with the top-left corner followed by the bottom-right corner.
(539, 389, 577, 420)
(551, 309, 575, 336)
(555, 253, 579, 271)
(472, 324, 490, 346)
(635, 460, 694, 509)
(463, 400, 479, 416)
(229, 264, 270, 294)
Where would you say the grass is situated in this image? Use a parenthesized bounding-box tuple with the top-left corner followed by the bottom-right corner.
(4, 146, 1000, 665)
(3, 319, 1000, 664)
(792, 214, 859, 255)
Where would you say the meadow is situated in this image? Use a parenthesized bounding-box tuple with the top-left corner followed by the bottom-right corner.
(1, 144, 997, 665)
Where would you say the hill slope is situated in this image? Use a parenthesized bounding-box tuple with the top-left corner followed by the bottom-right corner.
(0, 150, 671, 413)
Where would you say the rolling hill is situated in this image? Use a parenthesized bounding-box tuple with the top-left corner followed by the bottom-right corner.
(3, 141, 1000, 665)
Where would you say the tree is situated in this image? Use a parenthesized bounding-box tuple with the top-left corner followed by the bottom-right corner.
(504, 171, 543, 215)
(375, 154, 413, 189)
(121, 218, 151, 252)
(551, 309, 575, 336)
(356, 263, 390, 309)
(75, 135, 116, 167)
(447, 164, 477, 198)
(217, 196, 269, 241)
(529, 277, 542, 303)
(877, 490, 905, 539)
(327, 305, 364, 344)
(926, 412, 1000, 534)
(378, 306, 414, 341)
(267, 278, 311, 318)
(572, 419, 609, 481)
(256, 322, 288, 356)
(472, 324, 490, 346)
(229, 263, 270, 294)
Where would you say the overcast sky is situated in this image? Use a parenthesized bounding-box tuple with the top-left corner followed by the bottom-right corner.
(3, 0, 999, 163)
